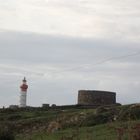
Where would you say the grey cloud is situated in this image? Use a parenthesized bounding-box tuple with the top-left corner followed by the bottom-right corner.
(0, 30, 139, 64)
(0, 0, 140, 41)
(0, 0, 140, 107)
(0, 30, 140, 107)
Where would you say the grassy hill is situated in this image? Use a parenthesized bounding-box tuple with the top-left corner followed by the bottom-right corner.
(0, 104, 140, 140)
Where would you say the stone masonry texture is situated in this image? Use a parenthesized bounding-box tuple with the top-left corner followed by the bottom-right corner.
(78, 90, 116, 105)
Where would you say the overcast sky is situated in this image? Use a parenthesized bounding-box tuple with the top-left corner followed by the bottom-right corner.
(0, 0, 140, 107)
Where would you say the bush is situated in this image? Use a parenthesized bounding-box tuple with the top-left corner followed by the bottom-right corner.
(118, 105, 140, 121)
(81, 112, 113, 126)
(6, 114, 22, 121)
(0, 125, 15, 140)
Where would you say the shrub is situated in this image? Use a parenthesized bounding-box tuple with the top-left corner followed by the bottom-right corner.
(118, 105, 140, 121)
(6, 114, 22, 121)
(81, 112, 112, 126)
(0, 125, 15, 140)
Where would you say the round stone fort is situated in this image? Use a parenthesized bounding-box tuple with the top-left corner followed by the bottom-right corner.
(78, 90, 116, 105)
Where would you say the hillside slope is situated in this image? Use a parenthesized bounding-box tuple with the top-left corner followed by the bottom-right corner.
(0, 104, 140, 140)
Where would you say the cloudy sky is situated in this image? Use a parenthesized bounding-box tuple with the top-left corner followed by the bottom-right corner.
(0, 0, 140, 107)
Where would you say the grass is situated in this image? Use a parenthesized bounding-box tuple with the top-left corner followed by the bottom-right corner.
(1, 104, 140, 140)
(15, 120, 140, 140)
(15, 125, 115, 140)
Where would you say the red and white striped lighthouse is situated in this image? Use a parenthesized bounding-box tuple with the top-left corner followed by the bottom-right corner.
(19, 77, 28, 107)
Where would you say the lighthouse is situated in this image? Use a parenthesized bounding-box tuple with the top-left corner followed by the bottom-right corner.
(19, 77, 28, 107)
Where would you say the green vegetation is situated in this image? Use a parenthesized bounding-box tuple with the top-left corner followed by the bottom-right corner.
(0, 104, 140, 140)
(0, 124, 15, 140)
(15, 120, 140, 140)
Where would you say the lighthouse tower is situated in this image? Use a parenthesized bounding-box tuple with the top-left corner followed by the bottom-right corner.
(19, 77, 28, 107)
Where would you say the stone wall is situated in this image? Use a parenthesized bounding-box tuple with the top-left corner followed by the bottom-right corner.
(78, 90, 116, 105)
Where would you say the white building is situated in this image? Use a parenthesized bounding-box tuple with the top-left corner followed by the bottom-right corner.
(19, 77, 28, 107)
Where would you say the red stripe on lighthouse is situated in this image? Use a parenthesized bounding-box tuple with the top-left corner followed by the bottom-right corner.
(20, 77, 28, 92)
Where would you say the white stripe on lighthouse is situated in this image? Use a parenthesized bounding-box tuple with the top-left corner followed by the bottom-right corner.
(20, 91, 27, 107)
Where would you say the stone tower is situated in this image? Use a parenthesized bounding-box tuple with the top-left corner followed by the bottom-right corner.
(78, 90, 116, 105)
